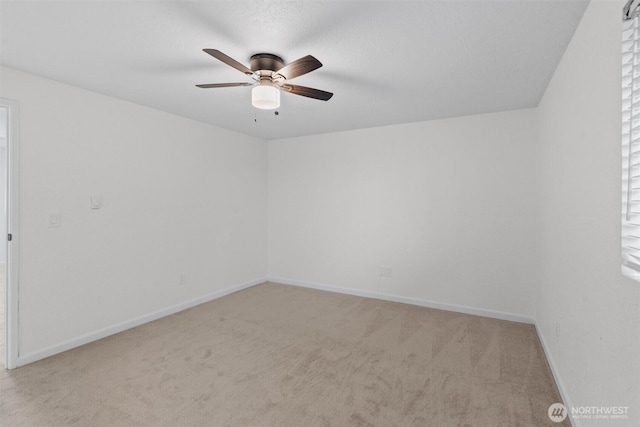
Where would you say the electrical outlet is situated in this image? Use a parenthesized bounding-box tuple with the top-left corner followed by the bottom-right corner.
(178, 274, 186, 286)
(379, 267, 393, 277)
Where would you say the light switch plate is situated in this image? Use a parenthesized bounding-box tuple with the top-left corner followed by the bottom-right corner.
(90, 196, 103, 210)
(48, 213, 61, 228)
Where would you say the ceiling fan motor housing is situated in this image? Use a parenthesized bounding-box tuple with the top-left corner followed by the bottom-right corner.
(250, 54, 284, 84)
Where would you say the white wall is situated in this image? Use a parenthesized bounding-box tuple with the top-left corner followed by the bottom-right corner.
(0, 66, 267, 359)
(268, 109, 537, 318)
(536, 1, 640, 426)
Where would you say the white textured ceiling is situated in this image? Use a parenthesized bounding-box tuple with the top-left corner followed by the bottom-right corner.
(0, 0, 589, 140)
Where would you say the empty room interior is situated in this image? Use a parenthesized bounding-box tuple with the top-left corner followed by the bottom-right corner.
(0, 0, 638, 426)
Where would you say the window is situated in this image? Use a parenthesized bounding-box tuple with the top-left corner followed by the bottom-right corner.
(622, 0, 640, 279)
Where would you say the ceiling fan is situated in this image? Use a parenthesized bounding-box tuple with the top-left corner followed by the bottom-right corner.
(196, 49, 333, 110)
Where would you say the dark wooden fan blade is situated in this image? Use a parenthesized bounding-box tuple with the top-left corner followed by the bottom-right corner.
(275, 55, 322, 80)
(196, 82, 254, 88)
(203, 49, 253, 75)
(278, 83, 333, 101)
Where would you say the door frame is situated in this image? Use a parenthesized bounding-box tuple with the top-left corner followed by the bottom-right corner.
(1, 98, 20, 369)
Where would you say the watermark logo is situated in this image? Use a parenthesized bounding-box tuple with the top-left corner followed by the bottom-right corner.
(571, 406, 629, 420)
(548, 403, 568, 423)
(548, 404, 630, 422)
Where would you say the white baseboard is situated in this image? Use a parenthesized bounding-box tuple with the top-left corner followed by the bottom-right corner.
(267, 276, 535, 324)
(16, 277, 267, 367)
(535, 322, 578, 427)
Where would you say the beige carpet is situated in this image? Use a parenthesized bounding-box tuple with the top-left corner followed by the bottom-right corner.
(0, 282, 568, 426)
